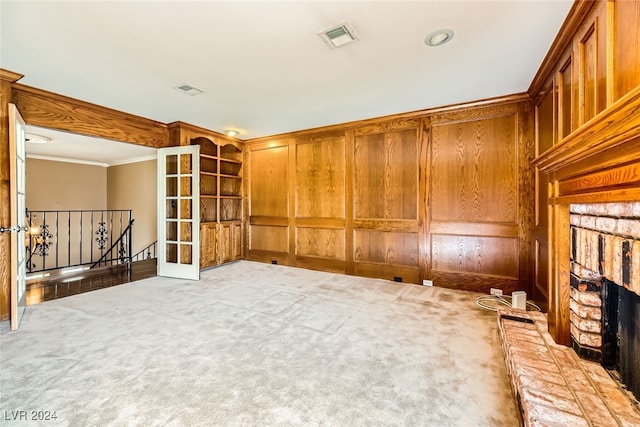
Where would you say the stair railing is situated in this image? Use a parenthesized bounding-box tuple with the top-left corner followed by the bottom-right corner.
(90, 219, 134, 269)
(25, 209, 134, 273)
(132, 241, 157, 262)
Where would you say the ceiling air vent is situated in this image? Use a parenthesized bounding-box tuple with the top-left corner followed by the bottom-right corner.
(318, 21, 359, 49)
(174, 84, 203, 96)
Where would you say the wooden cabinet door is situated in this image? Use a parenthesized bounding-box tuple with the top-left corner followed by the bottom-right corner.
(199, 223, 218, 268)
(218, 223, 232, 264)
(230, 223, 243, 261)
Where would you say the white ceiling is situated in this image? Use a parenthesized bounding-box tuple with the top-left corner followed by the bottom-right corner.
(2, 0, 572, 160)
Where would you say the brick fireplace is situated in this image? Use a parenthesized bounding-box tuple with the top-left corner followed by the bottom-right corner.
(528, 79, 640, 425)
(569, 202, 640, 402)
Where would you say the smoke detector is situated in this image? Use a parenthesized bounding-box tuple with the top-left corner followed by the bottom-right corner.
(318, 21, 359, 49)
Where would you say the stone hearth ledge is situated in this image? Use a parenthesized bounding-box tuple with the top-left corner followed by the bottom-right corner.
(497, 307, 640, 426)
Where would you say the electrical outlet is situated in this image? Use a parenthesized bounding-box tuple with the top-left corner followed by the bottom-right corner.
(423, 279, 433, 286)
(490, 288, 503, 296)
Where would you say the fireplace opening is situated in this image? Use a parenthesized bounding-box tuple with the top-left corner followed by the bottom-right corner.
(602, 278, 640, 401)
(569, 202, 640, 404)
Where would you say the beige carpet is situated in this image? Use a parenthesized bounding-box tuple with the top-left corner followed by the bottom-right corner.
(0, 261, 518, 426)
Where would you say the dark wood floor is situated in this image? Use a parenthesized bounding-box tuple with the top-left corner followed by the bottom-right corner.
(26, 259, 157, 305)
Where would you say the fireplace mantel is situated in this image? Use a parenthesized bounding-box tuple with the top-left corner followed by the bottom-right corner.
(533, 84, 640, 345)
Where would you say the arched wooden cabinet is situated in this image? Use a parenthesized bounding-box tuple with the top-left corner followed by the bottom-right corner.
(168, 122, 244, 268)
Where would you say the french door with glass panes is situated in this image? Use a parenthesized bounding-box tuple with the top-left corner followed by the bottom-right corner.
(157, 146, 200, 280)
(8, 104, 27, 330)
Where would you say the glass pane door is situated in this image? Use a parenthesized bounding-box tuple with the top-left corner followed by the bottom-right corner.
(157, 145, 200, 280)
(9, 104, 27, 330)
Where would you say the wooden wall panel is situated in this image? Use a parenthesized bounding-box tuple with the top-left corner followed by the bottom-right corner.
(535, 239, 550, 300)
(431, 235, 519, 278)
(296, 228, 345, 259)
(244, 101, 531, 291)
(577, 2, 607, 125)
(249, 225, 288, 253)
(537, 86, 556, 156)
(614, 0, 640, 100)
(354, 230, 418, 267)
(580, 26, 598, 123)
(559, 56, 574, 139)
(431, 114, 517, 223)
(296, 134, 345, 218)
(428, 102, 533, 294)
(534, 86, 555, 301)
(354, 129, 418, 220)
(249, 146, 289, 217)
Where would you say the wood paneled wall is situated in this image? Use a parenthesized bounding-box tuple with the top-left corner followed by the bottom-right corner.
(531, 0, 640, 345)
(429, 103, 533, 294)
(246, 98, 534, 293)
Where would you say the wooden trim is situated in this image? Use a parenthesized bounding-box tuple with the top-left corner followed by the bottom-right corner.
(534, 85, 640, 173)
(248, 249, 290, 265)
(430, 221, 520, 237)
(287, 140, 296, 264)
(558, 162, 640, 195)
(353, 118, 421, 136)
(418, 118, 430, 283)
(352, 219, 420, 233)
(345, 129, 355, 275)
(245, 93, 531, 145)
(167, 121, 245, 147)
(431, 268, 518, 281)
(430, 271, 520, 294)
(295, 217, 345, 229)
(550, 187, 640, 205)
(353, 262, 420, 284)
(12, 83, 170, 148)
(428, 101, 522, 126)
(294, 256, 346, 273)
(247, 138, 292, 151)
(529, 1, 597, 97)
(296, 130, 346, 145)
(249, 216, 289, 226)
(0, 69, 24, 83)
(605, 0, 615, 107)
(549, 200, 571, 346)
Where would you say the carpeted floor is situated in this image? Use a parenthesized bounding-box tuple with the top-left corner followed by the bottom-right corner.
(0, 261, 519, 426)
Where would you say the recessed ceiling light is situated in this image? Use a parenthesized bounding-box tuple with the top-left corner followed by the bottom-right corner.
(318, 21, 359, 49)
(174, 84, 204, 96)
(424, 29, 454, 47)
(225, 130, 239, 137)
(25, 133, 52, 144)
